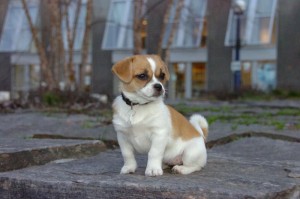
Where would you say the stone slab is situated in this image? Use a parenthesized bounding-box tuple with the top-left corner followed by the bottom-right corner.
(0, 137, 299, 198)
(0, 112, 116, 141)
(207, 122, 300, 143)
(210, 137, 300, 163)
(1, 109, 299, 145)
(0, 138, 106, 172)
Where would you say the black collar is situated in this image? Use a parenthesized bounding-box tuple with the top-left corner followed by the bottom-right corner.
(121, 92, 139, 107)
(121, 92, 150, 108)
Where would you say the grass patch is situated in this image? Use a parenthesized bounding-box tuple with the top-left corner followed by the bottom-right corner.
(294, 123, 300, 130)
(206, 115, 220, 125)
(81, 120, 95, 129)
(272, 89, 300, 99)
(173, 103, 300, 130)
(270, 121, 285, 130)
(276, 108, 300, 116)
(238, 89, 300, 101)
(173, 104, 232, 116)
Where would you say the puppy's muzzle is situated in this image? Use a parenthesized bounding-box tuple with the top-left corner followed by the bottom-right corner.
(153, 83, 164, 97)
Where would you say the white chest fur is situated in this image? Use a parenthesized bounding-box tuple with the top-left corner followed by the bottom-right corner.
(112, 96, 171, 154)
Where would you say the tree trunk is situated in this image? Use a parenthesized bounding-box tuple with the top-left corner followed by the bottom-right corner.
(21, 0, 55, 90)
(48, 0, 65, 88)
(163, 0, 184, 67)
(66, 0, 82, 89)
(80, 0, 92, 91)
(133, 0, 143, 55)
(157, 0, 173, 57)
(22, 0, 91, 92)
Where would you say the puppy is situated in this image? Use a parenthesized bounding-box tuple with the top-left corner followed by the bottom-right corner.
(112, 54, 208, 176)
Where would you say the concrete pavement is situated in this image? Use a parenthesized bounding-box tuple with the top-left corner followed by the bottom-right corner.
(0, 100, 299, 198)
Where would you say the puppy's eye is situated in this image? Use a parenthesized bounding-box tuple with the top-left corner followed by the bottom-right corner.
(159, 73, 165, 80)
(136, 73, 148, 80)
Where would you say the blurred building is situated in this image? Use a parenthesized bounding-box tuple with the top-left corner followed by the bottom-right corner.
(0, 0, 299, 100)
(0, 0, 112, 100)
(102, 0, 280, 98)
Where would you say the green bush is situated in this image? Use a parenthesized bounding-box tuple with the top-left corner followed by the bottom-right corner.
(42, 91, 61, 106)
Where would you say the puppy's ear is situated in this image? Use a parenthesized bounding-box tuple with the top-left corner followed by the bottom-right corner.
(112, 57, 133, 83)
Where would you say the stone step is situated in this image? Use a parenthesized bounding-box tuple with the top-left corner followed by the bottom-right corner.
(0, 138, 106, 172)
(0, 137, 299, 198)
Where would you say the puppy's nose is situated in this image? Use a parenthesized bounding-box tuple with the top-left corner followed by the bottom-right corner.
(153, 83, 162, 92)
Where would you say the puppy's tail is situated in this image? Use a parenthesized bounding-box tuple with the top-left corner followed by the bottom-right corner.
(189, 114, 209, 140)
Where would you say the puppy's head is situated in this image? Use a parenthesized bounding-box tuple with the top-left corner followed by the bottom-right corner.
(112, 55, 170, 102)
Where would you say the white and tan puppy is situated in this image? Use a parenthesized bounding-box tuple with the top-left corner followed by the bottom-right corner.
(112, 55, 208, 176)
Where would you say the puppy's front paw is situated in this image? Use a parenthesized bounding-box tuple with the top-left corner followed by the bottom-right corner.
(120, 164, 137, 174)
(145, 166, 163, 177)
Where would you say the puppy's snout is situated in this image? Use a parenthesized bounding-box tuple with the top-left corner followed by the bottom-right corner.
(153, 83, 162, 92)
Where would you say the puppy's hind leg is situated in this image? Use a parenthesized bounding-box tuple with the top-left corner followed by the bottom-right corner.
(172, 137, 207, 175)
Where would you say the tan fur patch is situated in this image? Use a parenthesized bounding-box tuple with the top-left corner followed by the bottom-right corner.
(111, 57, 133, 83)
(167, 106, 200, 140)
(112, 55, 170, 93)
(149, 55, 170, 83)
(123, 55, 152, 92)
(202, 127, 208, 139)
(112, 55, 151, 92)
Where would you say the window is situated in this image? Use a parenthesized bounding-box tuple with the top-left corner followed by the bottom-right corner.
(0, 0, 39, 52)
(241, 61, 252, 88)
(253, 61, 276, 91)
(192, 63, 206, 96)
(171, 62, 206, 98)
(13, 64, 40, 93)
(239, 61, 276, 91)
(163, 0, 207, 48)
(173, 63, 185, 98)
(0, 0, 88, 52)
(225, 0, 277, 46)
(102, 0, 134, 50)
(62, 0, 88, 51)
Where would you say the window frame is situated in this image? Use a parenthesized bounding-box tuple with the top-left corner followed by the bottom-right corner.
(101, 0, 133, 50)
(163, 0, 207, 48)
(225, 0, 277, 46)
(0, 0, 39, 52)
(62, 0, 88, 51)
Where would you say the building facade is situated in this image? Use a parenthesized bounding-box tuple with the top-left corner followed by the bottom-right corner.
(0, 0, 299, 100)
(102, 0, 282, 99)
(277, 0, 300, 91)
(0, 0, 100, 99)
